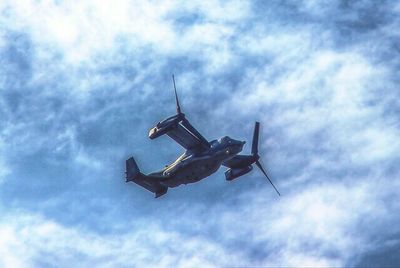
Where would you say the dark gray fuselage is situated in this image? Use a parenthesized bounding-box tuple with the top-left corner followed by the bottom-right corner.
(152, 137, 245, 188)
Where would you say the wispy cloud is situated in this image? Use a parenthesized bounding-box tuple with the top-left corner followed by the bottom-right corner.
(0, 0, 399, 267)
(0, 211, 249, 268)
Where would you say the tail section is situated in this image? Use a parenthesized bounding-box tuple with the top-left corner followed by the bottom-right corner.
(125, 157, 168, 198)
(125, 157, 141, 182)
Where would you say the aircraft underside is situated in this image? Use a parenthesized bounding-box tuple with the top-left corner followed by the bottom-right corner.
(162, 157, 222, 187)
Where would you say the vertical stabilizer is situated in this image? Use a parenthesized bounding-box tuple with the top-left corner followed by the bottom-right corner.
(125, 157, 168, 198)
(126, 157, 141, 182)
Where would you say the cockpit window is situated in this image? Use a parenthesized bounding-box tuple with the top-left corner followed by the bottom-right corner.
(218, 136, 231, 143)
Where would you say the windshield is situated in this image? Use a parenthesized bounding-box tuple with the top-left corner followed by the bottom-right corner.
(218, 136, 231, 143)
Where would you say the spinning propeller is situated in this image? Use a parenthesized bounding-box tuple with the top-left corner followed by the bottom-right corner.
(172, 74, 182, 115)
(252, 122, 281, 196)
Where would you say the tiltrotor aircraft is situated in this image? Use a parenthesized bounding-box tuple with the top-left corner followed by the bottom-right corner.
(125, 76, 280, 198)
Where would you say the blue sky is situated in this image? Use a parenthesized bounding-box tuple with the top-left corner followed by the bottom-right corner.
(0, 0, 400, 267)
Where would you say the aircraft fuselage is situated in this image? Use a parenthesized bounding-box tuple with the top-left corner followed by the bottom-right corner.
(159, 137, 245, 187)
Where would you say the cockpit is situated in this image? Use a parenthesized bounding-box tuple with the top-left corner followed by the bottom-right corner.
(219, 136, 231, 143)
(209, 136, 245, 153)
(210, 136, 234, 148)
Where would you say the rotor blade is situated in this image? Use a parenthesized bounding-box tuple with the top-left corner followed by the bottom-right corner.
(255, 160, 281, 196)
(252, 121, 260, 155)
(172, 74, 182, 114)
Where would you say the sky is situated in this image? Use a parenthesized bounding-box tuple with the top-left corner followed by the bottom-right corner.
(0, 0, 400, 267)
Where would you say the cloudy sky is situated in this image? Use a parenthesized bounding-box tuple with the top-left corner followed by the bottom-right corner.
(1, 0, 400, 267)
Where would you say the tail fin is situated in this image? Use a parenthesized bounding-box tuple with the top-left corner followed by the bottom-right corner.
(126, 157, 141, 182)
(125, 157, 168, 198)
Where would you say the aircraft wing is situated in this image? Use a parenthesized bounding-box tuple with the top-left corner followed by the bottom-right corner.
(149, 115, 210, 152)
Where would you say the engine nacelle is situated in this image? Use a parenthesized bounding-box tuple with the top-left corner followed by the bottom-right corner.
(148, 115, 180, 139)
(225, 165, 253, 181)
(149, 125, 171, 139)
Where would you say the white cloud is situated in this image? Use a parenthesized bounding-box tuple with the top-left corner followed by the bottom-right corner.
(1, 0, 172, 61)
(223, 44, 399, 166)
(212, 175, 400, 267)
(0, 212, 248, 268)
(0, 0, 399, 267)
(0, 0, 249, 69)
(3, 171, 400, 268)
